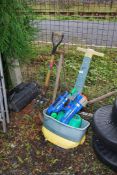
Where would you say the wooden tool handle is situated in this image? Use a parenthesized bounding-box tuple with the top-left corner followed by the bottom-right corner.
(45, 70, 51, 88)
(88, 90, 117, 105)
(45, 55, 55, 88)
(52, 54, 63, 102)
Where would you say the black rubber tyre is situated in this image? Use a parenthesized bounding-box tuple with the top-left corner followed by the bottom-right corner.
(92, 105, 117, 152)
(92, 135, 117, 172)
(112, 99, 117, 123)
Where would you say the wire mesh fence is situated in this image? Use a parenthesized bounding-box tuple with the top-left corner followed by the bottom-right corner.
(28, 0, 117, 48)
(21, 0, 117, 93)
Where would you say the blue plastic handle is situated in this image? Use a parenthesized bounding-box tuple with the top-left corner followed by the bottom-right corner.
(74, 56, 91, 94)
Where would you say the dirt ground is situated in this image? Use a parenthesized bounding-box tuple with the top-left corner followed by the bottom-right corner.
(0, 101, 117, 175)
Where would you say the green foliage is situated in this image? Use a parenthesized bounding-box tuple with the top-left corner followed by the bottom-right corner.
(0, 0, 36, 62)
(35, 15, 117, 22)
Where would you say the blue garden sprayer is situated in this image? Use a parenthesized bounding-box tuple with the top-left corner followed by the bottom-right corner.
(60, 94, 87, 124)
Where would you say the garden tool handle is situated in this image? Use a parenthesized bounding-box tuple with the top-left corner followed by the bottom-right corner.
(45, 55, 55, 88)
(44, 33, 64, 91)
(52, 53, 64, 103)
(77, 47, 104, 58)
(72, 47, 104, 96)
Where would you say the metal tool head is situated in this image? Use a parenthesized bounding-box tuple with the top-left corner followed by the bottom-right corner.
(51, 32, 64, 55)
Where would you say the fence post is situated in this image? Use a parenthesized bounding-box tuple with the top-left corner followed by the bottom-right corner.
(9, 59, 23, 87)
(110, 0, 113, 9)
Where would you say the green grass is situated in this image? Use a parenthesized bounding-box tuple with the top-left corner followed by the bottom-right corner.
(34, 14, 117, 22)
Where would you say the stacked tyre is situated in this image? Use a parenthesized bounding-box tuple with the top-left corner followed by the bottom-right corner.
(92, 100, 117, 171)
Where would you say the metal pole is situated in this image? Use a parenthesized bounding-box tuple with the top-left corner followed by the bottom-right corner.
(0, 54, 9, 123)
(0, 81, 6, 132)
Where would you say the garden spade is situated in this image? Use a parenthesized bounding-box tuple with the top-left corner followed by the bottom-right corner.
(44, 32, 64, 91)
(37, 32, 64, 105)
